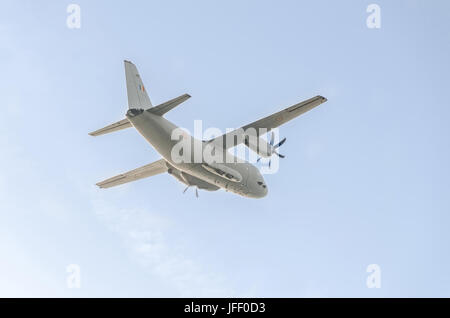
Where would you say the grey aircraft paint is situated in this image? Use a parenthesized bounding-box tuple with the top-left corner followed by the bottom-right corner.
(90, 60, 327, 199)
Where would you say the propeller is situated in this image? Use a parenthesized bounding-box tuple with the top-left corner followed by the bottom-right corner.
(267, 132, 286, 168)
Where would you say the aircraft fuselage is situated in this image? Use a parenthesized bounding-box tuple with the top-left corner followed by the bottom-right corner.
(126, 109, 268, 198)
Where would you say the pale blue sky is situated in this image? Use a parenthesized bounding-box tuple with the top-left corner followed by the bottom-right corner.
(1, 0, 449, 297)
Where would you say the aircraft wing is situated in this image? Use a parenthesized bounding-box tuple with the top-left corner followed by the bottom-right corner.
(209, 95, 327, 149)
(96, 159, 168, 188)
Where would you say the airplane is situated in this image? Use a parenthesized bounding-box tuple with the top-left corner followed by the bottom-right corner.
(89, 60, 327, 198)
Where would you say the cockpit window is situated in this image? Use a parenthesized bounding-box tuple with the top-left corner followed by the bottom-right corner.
(257, 181, 266, 188)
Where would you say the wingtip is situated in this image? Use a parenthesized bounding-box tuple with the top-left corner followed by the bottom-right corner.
(88, 130, 101, 136)
(318, 95, 327, 103)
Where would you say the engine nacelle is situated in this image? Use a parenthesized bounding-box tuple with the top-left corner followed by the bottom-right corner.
(244, 136, 273, 158)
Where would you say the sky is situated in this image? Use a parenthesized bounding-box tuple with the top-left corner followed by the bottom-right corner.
(0, 0, 450, 297)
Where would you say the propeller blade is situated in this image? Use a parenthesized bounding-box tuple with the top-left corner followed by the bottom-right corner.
(269, 159, 271, 168)
(257, 157, 261, 162)
(276, 153, 285, 158)
(273, 137, 286, 149)
(183, 186, 189, 194)
(195, 188, 199, 198)
(270, 131, 275, 146)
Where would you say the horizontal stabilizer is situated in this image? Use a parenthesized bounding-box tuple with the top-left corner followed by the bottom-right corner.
(89, 118, 132, 136)
(96, 159, 167, 188)
(147, 93, 191, 116)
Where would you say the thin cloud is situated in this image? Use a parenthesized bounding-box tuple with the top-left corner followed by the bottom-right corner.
(91, 198, 234, 297)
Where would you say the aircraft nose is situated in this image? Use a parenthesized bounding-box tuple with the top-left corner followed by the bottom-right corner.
(246, 183, 267, 198)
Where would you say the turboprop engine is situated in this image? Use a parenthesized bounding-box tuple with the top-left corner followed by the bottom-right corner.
(243, 132, 286, 167)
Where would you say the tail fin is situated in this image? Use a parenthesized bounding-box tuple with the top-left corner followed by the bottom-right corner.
(89, 61, 191, 137)
(124, 60, 152, 109)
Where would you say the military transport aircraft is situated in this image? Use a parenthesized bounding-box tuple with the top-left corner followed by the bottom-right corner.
(90, 61, 327, 198)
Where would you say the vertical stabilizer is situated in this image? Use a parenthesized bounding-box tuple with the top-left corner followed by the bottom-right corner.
(124, 60, 152, 109)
